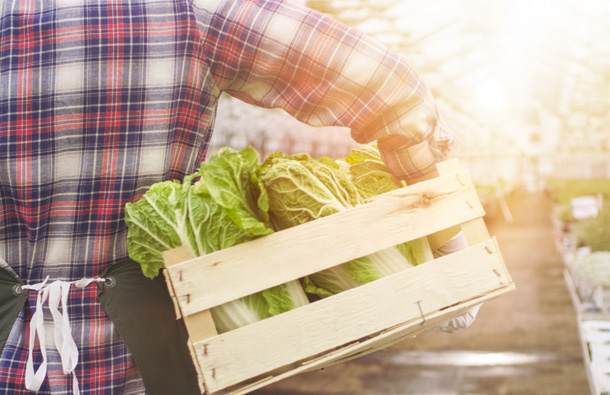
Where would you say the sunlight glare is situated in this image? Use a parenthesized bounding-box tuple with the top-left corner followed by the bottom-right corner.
(474, 79, 505, 112)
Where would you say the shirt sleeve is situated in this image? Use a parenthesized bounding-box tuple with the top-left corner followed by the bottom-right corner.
(192, 0, 459, 180)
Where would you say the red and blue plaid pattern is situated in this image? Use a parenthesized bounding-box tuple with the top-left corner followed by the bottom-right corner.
(0, 0, 456, 392)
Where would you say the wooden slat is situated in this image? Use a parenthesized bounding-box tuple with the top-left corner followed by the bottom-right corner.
(315, 287, 515, 371)
(436, 158, 463, 176)
(162, 246, 193, 319)
(162, 246, 217, 395)
(166, 170, 484, 316)
(219, 284, 515, 395)
(306, 238, 515, 371)
(162, 244, 193, 267)
(162, 247, 219, 341)
(425, 159, 467, 251)
(193, 239, 510, 392)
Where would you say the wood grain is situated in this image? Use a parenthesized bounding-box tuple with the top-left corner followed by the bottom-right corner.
(166, 170, 484, 316)
(193, 239, 512, 392)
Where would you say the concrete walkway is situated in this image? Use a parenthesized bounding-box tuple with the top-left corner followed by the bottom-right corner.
(253, 190, 590, 395)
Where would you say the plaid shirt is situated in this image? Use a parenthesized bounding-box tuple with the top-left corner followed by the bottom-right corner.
(0, 0, 457, 393)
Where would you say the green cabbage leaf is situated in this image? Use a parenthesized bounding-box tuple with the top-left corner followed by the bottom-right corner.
(342, 145, 405, 200)
(125, 147, 309, 333)
(257, 149, 418, 298)
(124, 178, 198, 279)
(125, 144, 430, 330)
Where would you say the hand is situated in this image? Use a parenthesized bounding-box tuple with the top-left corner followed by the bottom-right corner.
(427, 303, 482, 333)
(433, 230, 469, 258)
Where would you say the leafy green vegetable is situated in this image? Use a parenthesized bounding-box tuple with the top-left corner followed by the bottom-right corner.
(125, 147, 309, 333)
(124, 179, 198, 279)
(343, 146, 430, 266)
(342, 145, 405, 200)
(395, 239, 428, 266)
(301, 248, 413, 297)
(210, 273, 310, 332)
(257, 149, 416, 297)
(258, 152, 359, 230)
(198, 146, 273, 237)
(125, 144, 430, 331)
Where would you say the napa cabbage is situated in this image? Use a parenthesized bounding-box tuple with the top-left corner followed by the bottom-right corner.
(342, 145, 405, 199)
(342, 146, 429, 266)
(124, 147, 309, 333)
(125, 144, 429, 329)
(124, 178, 198, 279)
(257, 149, 422, 297)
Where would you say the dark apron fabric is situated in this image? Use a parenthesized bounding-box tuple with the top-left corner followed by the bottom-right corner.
(0, 267, 27, 353)
(97, 258, 201, 395)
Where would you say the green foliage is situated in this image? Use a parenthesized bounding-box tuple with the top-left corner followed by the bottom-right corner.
(571, 252, 610, 287)
(574, 207, 610, 251)
(125, 144, 430, 329)
(546, 179, 610, 205)
(124, 179, 197, 279)
(257, 147, 419, 298)
(125, 147, 309, 333)
(197, 146, 273, 237)
(341, 145, 405, 200)
(258, 152, 358, 230)
(555, 204, 575, 224)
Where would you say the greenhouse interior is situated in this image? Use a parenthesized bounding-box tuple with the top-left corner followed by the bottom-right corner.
(208, 1, 610, 394)
(4, 0, 610, 394)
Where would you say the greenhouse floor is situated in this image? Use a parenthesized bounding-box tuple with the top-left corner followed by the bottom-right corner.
(252, 190, 591, 395)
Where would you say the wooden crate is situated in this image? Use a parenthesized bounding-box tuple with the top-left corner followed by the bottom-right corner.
(162, 159, 515, 395)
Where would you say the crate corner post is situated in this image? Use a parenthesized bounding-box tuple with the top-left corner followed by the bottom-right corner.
(163, 246, 219, 395)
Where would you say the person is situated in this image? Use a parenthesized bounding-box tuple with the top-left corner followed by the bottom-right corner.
(0, 0, 473, 393)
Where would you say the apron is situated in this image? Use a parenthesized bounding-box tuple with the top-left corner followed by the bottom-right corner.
(0, 259, 200, 395)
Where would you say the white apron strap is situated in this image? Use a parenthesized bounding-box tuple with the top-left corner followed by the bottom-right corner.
(22, 276, 107, 394)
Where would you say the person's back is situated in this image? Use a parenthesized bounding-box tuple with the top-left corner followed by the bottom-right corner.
(1, 1, 459, 393)
(0, 1, 217, 392)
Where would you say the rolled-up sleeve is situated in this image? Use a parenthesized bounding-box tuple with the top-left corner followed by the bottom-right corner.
(193, 0, 458, 180)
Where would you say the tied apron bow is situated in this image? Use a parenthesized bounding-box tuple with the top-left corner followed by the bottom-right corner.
(21, 276, 108, 394)
(0, 259, 200, 395)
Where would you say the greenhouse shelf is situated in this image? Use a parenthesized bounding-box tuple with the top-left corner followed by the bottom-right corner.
(553, 200, 610, 395)
(564, 267, 610, 395)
